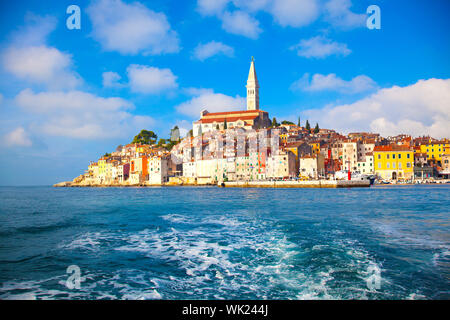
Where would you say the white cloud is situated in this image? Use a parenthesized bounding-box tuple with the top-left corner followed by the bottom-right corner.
(302, 79, 450, 138)
(2, 14, 81, 90)
(3, 46, 81, 89)
(291, 73, 377, 94)
(269, 0, 319, 27)
(10, 13, 57, 47)
(175, 88, 245, 117)
(231, 0, 270, 12)
(221, 10, 262, 39)
(102, 71, 123, 88)
(197, 0, 320, 35)
(193, 41, 235, 61)
(324, 0, 366, 29)
(197, 0, 230, 15)
(15, 89, 154, 139)
(3, 127, 32, 147)
(291, 36, 351, 59)
(127, 65, 178, 94)
(87, 0, 179, 55)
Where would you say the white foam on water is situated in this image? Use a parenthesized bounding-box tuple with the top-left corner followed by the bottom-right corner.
(5, 211, 426, 300)
(161, 214, 191, 224)
(59, 231, 112, 251)
(121, 289, 162, 300)
(406, 292, 427, 300)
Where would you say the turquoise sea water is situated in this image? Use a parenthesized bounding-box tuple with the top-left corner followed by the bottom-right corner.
(0, 185, 449, 300)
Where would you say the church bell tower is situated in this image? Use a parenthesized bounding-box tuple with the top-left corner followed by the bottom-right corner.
(246, 56, 259, 111)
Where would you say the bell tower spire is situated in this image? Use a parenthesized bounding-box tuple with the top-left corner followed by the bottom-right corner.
(246, 56, 259, 110)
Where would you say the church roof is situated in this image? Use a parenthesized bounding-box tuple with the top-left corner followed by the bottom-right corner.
(195, 115, 260, 124)
(201, 109, 266, 117)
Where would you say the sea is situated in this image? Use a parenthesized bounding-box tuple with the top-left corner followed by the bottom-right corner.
(0, 185, 449, 300)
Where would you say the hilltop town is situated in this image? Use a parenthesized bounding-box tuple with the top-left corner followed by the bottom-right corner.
(56, 59, 450, 187)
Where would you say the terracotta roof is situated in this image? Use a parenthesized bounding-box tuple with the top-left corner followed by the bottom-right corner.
(373, 145, 412, 152)
(201, 109, 267, 117)
(197, 115, 259, 124)
(300, 155, 317, 159)
(285, 141, 306, 148)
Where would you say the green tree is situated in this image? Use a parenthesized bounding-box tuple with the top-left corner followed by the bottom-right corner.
(297, 117, 301, 127)
(103, 152, 111, 158)
(157, 138, 167, 147)
(131, 130, 157, 145)
(272, 117, 279, 127)
(187, 129, 193, 138)
(165, 140, 178, 151)
(281, 120, 295, 125)
(305, 120, 310, 131)
(224, 119, 228, 130)
(314, 123, 320, 134)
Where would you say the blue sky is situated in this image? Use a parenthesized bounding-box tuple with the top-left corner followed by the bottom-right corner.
(0, 0, 449, 185)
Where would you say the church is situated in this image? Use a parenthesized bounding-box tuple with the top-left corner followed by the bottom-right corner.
(192, 57, 271, 137)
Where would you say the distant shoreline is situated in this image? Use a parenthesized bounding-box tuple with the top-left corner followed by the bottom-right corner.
(53, 180, 449, 189)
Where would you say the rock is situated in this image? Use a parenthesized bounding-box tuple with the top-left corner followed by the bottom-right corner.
(53, 181, 73, 187)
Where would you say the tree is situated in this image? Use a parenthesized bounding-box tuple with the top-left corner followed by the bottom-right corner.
(297, 117, 301, 127)
(131, 130, 157, 145)
(305, 120, 310, 131)
(272, 117, 279, 127)
(165, 140, 178, 151)
(281, 120, 295, 125)
(187, 129, 193, 138)
(314, 123, 320, 134)
(224, 119, 228, 130)
(157, 138, 167, 147)
(103, 152, 111, 158)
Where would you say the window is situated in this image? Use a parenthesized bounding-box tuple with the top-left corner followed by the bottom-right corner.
(407, 154, 410, 159)
(407, 163, 411, 168)
(378, 154, 381, 159)
(398, 154, 401, 159)
(387, 154, 390, 159)
(387, 163, 390, 168)
(378, 163, 381, 169)
(393, 154, 396, 159)
(393, 163, 396, 168)
(399, 162, 402, 169)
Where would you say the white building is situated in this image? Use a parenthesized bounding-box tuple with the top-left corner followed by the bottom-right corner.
(266, 151, 296, 179)
(299, 154, 325, 179)
(357, 153, 374, 174)
(148, 156, 170, 185)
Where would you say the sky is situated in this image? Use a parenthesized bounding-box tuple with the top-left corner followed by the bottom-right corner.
(0, 0, 449, 185)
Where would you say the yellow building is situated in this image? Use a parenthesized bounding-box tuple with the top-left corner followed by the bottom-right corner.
(374, 145, 414, 180)
(309, 141, 320, 155)
(419, 140, 450, 163)
(98, 158, 107, 176)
